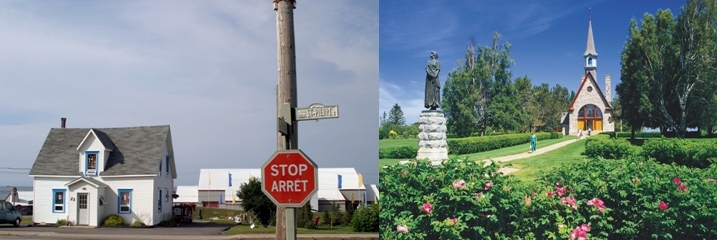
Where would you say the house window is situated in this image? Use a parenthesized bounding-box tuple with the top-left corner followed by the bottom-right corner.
(158, 189, 162, 213)
(52, 189, 66, 213)
(165, 156, 170, 176)
(118, 189, 132, 214)
(158, 159, 162, 176)
(165, 188, 169, 202)
(86, 151, 99, 176)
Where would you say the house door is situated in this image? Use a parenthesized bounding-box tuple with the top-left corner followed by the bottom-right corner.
(77, 193, 89, 225)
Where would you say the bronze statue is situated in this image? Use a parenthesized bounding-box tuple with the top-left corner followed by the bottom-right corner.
(425, 51, 441, 110)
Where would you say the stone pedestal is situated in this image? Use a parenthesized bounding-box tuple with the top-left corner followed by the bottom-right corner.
(416, 110, 448, 163)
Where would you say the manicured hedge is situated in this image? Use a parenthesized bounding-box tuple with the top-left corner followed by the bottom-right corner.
(379, 146, 418, 159)
(600, 131, 664, 139)
(642, 138, 717, 168)
(584, 137, 637, 160)
(446, 132, 556, 155)
(380, 157, 717, 239)
(380, 132, 563, 159)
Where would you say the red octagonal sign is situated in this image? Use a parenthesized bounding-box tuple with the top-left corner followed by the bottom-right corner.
(261, 149, 318, 207)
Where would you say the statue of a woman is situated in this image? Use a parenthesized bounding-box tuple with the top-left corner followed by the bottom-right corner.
(425, 51, 441, 110)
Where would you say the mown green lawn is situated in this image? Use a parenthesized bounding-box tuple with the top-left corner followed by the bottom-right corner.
(379, 137, 574, 167)
(379, 138, 418, 150)
(499, 138, 589, 182)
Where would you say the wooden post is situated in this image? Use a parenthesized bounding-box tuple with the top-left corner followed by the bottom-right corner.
(274, 1, 297, 240)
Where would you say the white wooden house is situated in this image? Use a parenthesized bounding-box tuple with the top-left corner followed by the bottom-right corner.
(28, 123, 176, 226)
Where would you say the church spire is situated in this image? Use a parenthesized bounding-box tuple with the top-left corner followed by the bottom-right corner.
(584, 8, 597, 77)
(584, 8, 597, 57)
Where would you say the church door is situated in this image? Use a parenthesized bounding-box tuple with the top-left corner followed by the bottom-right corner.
(578, 104, 603, 131)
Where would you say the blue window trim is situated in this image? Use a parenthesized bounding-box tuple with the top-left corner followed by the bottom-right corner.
(117, 189, 132, 214)
(158, 189, 162, 213)
(52, 189, 66, 213)
(85, 151, 99, 176)
(165, 156, 170, 176)
(158, 160, 161, 176)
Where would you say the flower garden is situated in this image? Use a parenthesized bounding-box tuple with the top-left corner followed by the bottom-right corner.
(379, 135, 717, 239)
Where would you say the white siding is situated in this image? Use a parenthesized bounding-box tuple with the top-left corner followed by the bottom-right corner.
(32, 177, 75, 225)
(153, 141, 174, 224)
(101, 177, 156, 225)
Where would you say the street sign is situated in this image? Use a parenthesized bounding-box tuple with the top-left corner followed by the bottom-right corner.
(261, 149, 318, 207)
(295, 103, 339, 121)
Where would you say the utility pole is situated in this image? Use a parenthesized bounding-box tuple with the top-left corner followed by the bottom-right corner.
(274, 0, 297, 240)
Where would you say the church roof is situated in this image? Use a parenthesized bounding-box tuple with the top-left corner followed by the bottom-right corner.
(568, 72, 612, 111)
(584, 19, 597, 57)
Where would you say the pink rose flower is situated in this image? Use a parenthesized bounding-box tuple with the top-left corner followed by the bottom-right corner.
(547, 191, 555, 198)
(524, 196, 532, 205)
(632, 178, 639, 184)
(453, 180, 467, 189)
(396, 225, 409, 233)
(678, 185, 688, 192)
(587, 198, 605, 213)
(673, 177, 681, 185)
(448, 217, 458, 224)
(556, 187, 565, 197)
(484, 180, 493, 190)
(561, 197, 578, 210)
(658, 201, 668, 211)
(569, 223, 590, 240)
(422, 203, 432, 214)
(401, 170, 408, 175)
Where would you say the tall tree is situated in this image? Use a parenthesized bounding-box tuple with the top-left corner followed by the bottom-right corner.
(387, 103, 406, 126)
(620, 1, 717, 138)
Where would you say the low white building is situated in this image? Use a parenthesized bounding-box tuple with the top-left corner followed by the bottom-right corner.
(28, 123, 177, 227)
(173, 186, 198, 205)
(195, 168, 374, 212)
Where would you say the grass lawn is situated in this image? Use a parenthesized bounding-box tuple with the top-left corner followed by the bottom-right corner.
(499, 138, 588, 182)
(379, 138, 418, 150)
(379, 137, 574, 167)
(21, 216, 32, 223)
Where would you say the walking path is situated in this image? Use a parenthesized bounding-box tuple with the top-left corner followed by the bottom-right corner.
(484, 137, 583, 174)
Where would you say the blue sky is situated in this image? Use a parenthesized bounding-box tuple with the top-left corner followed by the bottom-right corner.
(379, 0, 685, 124)
(0, 0, 378, 187)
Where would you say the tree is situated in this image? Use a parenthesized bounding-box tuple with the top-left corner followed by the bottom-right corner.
(297, 202, 316, 229)
(443, 33, 515, 136)
(387, 103, 406, 126)
(619, 0, 717, 138)
(237, 177, 276, 226)
(569, 90, 576, 105)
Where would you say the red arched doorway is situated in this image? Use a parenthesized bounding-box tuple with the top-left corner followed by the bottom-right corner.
(577, 104, 603, 131)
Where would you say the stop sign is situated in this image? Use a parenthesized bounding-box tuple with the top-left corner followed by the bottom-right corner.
(261, 149, 318, 207)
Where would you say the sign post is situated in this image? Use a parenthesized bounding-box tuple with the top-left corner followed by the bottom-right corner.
(262, 150, 318, 240)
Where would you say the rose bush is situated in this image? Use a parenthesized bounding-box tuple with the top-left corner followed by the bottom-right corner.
(380, 156, 717, 239)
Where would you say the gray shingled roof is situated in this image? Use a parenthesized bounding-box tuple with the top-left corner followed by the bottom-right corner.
(29, 125, 170, 176)
(584, 19, 597, 57)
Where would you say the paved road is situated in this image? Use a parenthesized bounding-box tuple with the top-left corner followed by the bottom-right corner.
(0, 223, 378, 240)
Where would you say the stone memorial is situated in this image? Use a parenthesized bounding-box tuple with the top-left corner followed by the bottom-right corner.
(416, 51, 448, 164)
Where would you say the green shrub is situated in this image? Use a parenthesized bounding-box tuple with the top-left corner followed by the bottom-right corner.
(642, 139, 717, 168)
(379, 146, 418, 159)
(297, 202, 316, 229)
(321, 210, 331, 225)
(585, 138, 636, 160)
(601, 131, 663, 138)
(131, 220, 146, 227)
(158, 218, 176, 227)
(56, 219, 67, 226)
(539, 158, 717, 239)
(380, 156, 717, 239)
(351, 204, 379, 232)
(102, 214, 126, 226)
(447, 132, 553, 155)
(343, 204, 355, 226)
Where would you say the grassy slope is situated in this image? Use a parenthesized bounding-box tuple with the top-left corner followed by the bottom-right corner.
(500, 138, 588, 182)
(379, 137, 573, 167)
(379, 138, 418, 150)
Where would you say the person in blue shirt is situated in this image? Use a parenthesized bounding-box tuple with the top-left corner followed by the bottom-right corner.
(530, 132, 538, 153)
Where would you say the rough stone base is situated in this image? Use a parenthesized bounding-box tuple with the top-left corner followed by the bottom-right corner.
(416, 110, 448, 163)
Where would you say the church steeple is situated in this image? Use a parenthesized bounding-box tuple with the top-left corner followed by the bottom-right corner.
(584, 9, 597, 77)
